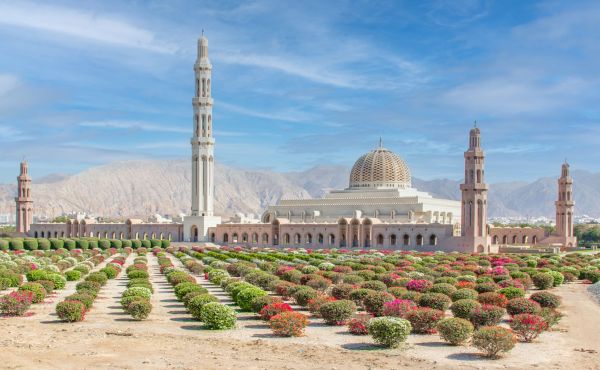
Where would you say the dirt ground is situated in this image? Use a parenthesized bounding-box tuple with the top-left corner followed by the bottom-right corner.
(1, 254, 599, 370)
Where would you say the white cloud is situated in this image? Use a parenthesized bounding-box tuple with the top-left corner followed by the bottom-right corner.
(219, 101, 314, 123)
(0, 74, 20, 96)
(80, 120, 187, 134)
(0, 2, 176, 53)
(0, 125, 31, 141)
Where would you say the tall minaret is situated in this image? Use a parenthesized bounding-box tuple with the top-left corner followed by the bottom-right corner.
(191, 33, 215, 217)
(459, 125, 490, 252)
(15, 161, 33, 234)
(555, 161, 575, 246)
(184, 33, 221, 242)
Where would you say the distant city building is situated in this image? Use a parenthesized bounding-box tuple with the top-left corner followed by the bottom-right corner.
(24, 35, 577, 251)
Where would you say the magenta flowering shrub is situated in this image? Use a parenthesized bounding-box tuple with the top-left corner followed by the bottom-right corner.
(0, 291, 34, 316)
(509, 314, 548, 342)
(347, 313, 372, 335)
(406, 279, 433, 293)
(382, 299, 417, 318)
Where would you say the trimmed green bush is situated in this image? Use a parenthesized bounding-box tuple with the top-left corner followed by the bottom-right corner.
(46, 273, 67, 290)
(65, 270, 82, 281)
(418, 292, 452, 311)
(497, 287, 525, 300)
(122, 287, 152, 300)
(65, 293, 94, 309)
(56, 300, 86, 322)
(236, 287, 267, 311)
(188, 294, 219, 319)
(363, 291, 395, 316)
(530, 291, 561, 309)
(450, 299, 481, 319)
(367, 317, 412, 348)
(319, 300, 356, 325)
(437, 317, 474, 345)
(127, 299, 152, 320)
(506, 298, 541, 316)
(19, 282, 47, 303)
(199, 302, 237, 329)
(532, 273, 554, 290)
(472, 326, 517, 358)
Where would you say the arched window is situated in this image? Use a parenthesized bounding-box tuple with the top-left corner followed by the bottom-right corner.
(284, 233, 290, 244)
(377, 234, 384, 245)
(416, 234, 423, 246)
(429, 234, 437, 246)
(502, 235, 508, 244)
(328, 234, 335, 245)
(34, 231, 38, 238)
(40, 231, 44, 238)
(522, 235, 528, 244)
(403, 234, 410, 246)
(492, 235, 499, 244)
(242, 233, 248, 243)
(159, 232, 164, 240)
(223, 233, 229, 243)
(532, 235, 538, 244)
(232, 233, 239, 243)
(294, 233, 301, 244)
(306, 233, 313, 244)
(512, 235, 517, 244)
(262, 233, 269, 244)
(168, 233, 173, 241)
(390, 234, 397, 246)
(318, 233, 324, 244)
(252, 233, 258, 243)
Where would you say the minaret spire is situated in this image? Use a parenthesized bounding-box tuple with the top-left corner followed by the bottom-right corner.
(15, 160, 33, 234)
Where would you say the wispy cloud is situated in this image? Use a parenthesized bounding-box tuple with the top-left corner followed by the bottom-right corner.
(0, 2, 176, 53)
(219, 101, 314, 123)
(80, 120, 187, 134)
(0, 74, 20, 96)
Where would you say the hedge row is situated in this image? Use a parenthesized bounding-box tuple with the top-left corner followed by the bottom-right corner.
(0, 238, 170, 251)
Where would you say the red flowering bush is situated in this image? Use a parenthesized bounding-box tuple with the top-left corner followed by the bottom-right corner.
(269, 311, 309, 337)
(509, 314, 547, 342)
(382, 299, 417, 318)
(477, 292, 508, 308)
(472, 326, 517, 358)
(405, 307, 444, 334)
(506, 298, 541, 316)
(259, 302, 293, 321)
(347, 313, 371, 335)
(406, 279, 433, 293)
(0, 291, 34, 316)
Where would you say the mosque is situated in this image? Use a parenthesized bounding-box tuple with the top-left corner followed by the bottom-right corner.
(21, 35, 576, 253)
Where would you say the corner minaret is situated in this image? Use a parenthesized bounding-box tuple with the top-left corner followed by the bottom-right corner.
(15, 161, 33, 234)
(183, 33, 221, 242)
(555, 161, 576, 247)
(460, 125, 490, 252)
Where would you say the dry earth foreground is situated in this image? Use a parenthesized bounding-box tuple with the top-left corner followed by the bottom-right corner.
(1, 245, 600, 370)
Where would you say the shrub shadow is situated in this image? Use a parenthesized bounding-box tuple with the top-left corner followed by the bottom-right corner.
(340, 343, 382, 351)
(252, 333, 280, 339)
(180, 324, 206, 331)
(244, 324, 268, 329)
(416, 341, 448, 348)
(167, 310, 188, 315)
(447, 352, 484, 361)
(114, 317, 137, 322)
(160, 299, 179, 303)
(170, 317, 196, 323)
(39, 319, 65, 324)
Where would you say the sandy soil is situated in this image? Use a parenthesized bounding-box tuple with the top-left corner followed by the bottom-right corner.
(1, 254, 599, 370)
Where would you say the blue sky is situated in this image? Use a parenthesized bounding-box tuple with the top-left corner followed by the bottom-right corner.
(0, 0, 599, 183)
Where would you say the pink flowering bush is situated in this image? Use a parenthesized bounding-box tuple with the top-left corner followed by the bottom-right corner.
(0, 291, 34, 316)
(509, 314, 548, 342)
(382, 299, 417, 318)
(347, 313, 371, 335)
(406, 279, 433, 293)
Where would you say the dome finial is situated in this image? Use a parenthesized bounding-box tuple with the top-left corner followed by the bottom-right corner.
(379, 137, 383, 148)
(474, 120, 477, 128)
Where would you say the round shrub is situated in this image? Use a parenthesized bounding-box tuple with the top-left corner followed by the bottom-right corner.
(122, 287, 152, 300)
(188, 294, 219, 319)
(19, 282, 47, 303)
(36, 280, 55, 294)
(182, 291, 204, 308)
(199, 302, 237, 329)
(382, 299, 417, 318)
(0, 278, 10, 290)
(497, 287, 525, 300)
(76, 281, 101, 295)
(506, 298, 541, 316)
(251, 295, 281, 314)
(509, 314, 547, 342)
(46, 273, 67, 290)
(65, 293, 94, 309)
(532, 273, 554, 290)
(406, 279, 433, 292)
(530, 291, 561, 309)
(349, 288, 375, 306)
(101, 266, 119, 279)
(429, 283, 457, 296)
(259, 302, 293, 321)
(65, 270, 82, 281)
(387, 287, 408, 298)
(547, 271, 564, 286)
(86, 272, 108, 286)
(363, 291, 394, 316)
(269, 311, 309, 337)
(347, 313, 371, 335)
(127, 270, 149, 279)
(477, 292, 508, 308)
(405, 307, 444, 334)
(360, 280, 387, 291)
(470, 304, 505, 327)
(293, 286, 318, 307)
(475, 282, 499, 293)
(236, 287, 267, 311)
(367, 317, 412, 348)
(26, 269, 48, 282)
(539, 307, 563, 328)
(174, 282, 204, 301)
(472, 326, 516, 358)
(319, 300, 356, 325)
(450, 299, 481, 319)
(418, 292, 452, 311)
(56, 300, 86, 322)
(437, 318, 474, 345)
(120, 295, 148, 310)
(331, 283, 354, 300)
(127, 299, 152, 320)
(307, 294, 336, 316)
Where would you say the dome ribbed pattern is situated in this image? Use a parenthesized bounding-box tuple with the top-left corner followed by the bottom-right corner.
(349, 147, 411, 189)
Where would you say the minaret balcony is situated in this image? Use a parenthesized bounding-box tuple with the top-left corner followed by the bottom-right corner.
(192, 97, 213, 105)
(460, 183, 489, 191)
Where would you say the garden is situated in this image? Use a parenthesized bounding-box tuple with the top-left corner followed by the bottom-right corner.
(1, 243, 599, 369)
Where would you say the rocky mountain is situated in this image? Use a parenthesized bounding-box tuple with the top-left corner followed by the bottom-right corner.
(1, 159, 599, 219)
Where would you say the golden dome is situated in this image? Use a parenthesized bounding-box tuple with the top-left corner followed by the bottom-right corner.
(349, 147, 411, 189)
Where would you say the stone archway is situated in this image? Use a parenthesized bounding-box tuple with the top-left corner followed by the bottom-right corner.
(190, 225, 199, 242)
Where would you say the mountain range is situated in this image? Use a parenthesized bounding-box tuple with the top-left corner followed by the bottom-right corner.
(1, 159, 598, 220)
